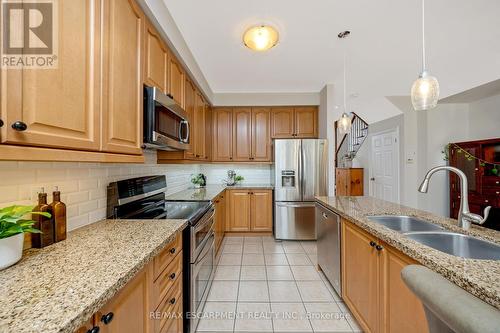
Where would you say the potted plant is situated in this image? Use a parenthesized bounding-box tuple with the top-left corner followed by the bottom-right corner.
(191, 173, 207, 188)
(0, 205, 49, 270)
(234, 175, 244, 184)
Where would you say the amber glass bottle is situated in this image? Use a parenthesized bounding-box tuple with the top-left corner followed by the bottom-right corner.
(32, 188, 54, 248)
(49, 186, 67, 242)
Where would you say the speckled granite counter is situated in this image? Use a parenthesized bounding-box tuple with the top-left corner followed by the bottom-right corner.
(0, 218, 187, 333)
(165, 183, 274, 201)
(315, 196, 500, 309)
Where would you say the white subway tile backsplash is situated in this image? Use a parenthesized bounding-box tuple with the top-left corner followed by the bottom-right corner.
(200, 164, 272, 185)
(0, 151, 199, 231)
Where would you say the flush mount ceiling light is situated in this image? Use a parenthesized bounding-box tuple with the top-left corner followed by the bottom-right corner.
(243, 25, 279, 51)
(411, 0, 440, 111)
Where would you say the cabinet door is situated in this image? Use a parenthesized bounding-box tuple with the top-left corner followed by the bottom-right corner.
(250, 190, 273, 231)
(144, 21, 167, 92)
(294, 107, 318, 138)
(232, 108, 252, 161)
(342, 220, 379, 333)
(1, 0, 101, 151)
(336, 169, 348, 196)
(212, 108, 233, 162)
(168, 54, 185, 108)
(101, 0, 143, 155)
(194, 91, 206, 159)
(380, 245, 428, 333)
(97, 268, 150, 333)
(228, 190, 251, 231)
(271, 107, 295, 138)
(184, 79, 196, 159)
(204, 103, 212, 161)
(251, 108, 271, 161)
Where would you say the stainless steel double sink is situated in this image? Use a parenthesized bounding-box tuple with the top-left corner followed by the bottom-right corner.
(367, 215, 500, 260)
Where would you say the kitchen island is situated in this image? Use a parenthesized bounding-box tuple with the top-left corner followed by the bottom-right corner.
(315, 196, 500, 309)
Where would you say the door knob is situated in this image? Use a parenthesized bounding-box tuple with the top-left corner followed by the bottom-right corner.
(11, 121, 27, 131)
(370, 177, 375, 181)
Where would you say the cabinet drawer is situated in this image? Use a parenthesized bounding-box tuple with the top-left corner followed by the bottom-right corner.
(154, 275, 183, 333)
(153, 250, 182, 307)
(160, 300, 182, 333)
(154, 234, 182, 280)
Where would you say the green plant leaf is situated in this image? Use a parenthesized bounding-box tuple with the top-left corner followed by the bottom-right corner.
(23, 228, 42, 234)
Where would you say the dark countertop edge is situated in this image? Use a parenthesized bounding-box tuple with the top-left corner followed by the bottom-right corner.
(314, 197, 500, 310)
(63, 221, 188, 333)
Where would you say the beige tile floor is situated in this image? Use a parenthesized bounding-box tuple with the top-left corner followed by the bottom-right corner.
(196, 236, 363, 333)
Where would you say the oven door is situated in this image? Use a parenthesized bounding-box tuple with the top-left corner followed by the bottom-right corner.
(144, 86, 190, 151)
(190, 233, 215, 333)
(191, 206, 215, 260)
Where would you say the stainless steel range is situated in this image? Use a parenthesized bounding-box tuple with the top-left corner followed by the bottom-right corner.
(107, 175, 215, 333)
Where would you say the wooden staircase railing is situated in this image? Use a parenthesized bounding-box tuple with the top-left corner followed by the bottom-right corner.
(335, 112, 369, 167)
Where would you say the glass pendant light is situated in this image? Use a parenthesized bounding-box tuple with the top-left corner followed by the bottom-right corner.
(411, 0, 439, 111)
(337, 31, 351, 134)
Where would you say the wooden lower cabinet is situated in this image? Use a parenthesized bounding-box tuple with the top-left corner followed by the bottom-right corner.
(336, 168, 364, 196)
(341, 219, 428, 333)
(75, 233, 183, 333)
(227, 189, 272, 232)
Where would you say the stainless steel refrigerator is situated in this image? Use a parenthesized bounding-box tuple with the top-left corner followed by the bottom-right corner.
(273, 139, 328, 240)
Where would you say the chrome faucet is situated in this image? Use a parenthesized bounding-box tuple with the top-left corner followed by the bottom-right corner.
(418, 166, 491, 230)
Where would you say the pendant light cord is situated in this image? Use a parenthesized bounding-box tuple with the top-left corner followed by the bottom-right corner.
(422, 0, 426, 72)
(343, 50, 347, 113)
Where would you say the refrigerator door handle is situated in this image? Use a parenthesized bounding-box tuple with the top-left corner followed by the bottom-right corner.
(276, 202, 316, 208)
(299, 140, 304, 201)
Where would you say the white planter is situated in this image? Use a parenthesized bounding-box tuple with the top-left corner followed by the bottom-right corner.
(0, 233, 24, 270)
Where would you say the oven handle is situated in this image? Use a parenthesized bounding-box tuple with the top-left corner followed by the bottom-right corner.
(180, 120, 189, 143)
(193, 207, 215, 235)
(194, 232, 215, 267)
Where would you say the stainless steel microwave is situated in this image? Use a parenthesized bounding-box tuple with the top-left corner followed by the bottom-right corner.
(143, 85, 190, 151)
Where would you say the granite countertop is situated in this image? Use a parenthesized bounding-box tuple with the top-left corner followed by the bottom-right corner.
(165, 183, 274, 201)
(315, 196, 500, 310)
(0, 218, 187, 333)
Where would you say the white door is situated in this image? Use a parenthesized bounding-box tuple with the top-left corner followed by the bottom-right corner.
(370, 130, 399, 203)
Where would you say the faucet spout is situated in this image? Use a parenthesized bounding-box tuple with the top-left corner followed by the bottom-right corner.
(417, 166, 490, 230)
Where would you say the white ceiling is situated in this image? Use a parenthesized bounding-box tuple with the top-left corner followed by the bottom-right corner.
(162, 0, 500, 121)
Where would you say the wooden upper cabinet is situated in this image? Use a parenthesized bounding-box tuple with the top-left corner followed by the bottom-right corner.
(271, 107, 295, 138)
(168, 54, 185, 108)
(101, 0, 143, 155)
(0, 0, 101, 151)
(270, 106, 318, 138)
(144, 21, 167, 92)
(97, 267, 150, 333)
(342, 221, 379, 333)
(295, 107, 318, 138)
(212, 108, 233, 162)
(250, 190, 272, 231)
(232, 108, 252, 161)
(204, 103, 212, 161)
(184, 79, 196, 159)
(251, 108, 271, 161)
(194, 91, 206, 159)
(228, 190, 251, 232)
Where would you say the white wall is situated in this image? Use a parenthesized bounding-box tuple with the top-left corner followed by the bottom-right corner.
(0, 151, 198, 231)
(200, 164, 272, 185)
(468, 93, 500, 141)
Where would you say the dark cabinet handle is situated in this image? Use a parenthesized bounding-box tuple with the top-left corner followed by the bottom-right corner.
(87, 327, 100, 333)
(375, 245, 384, 251)
(0, 119, 3, 127)
(11, 121, 27, 131)
(169, 248, 176, 254)
(170, 297, 176, 304)
(369, 241, 376, 247)
(167, 93, 174, 99)
(169, 272, 176, 280)
(101, 312, 114, 325)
